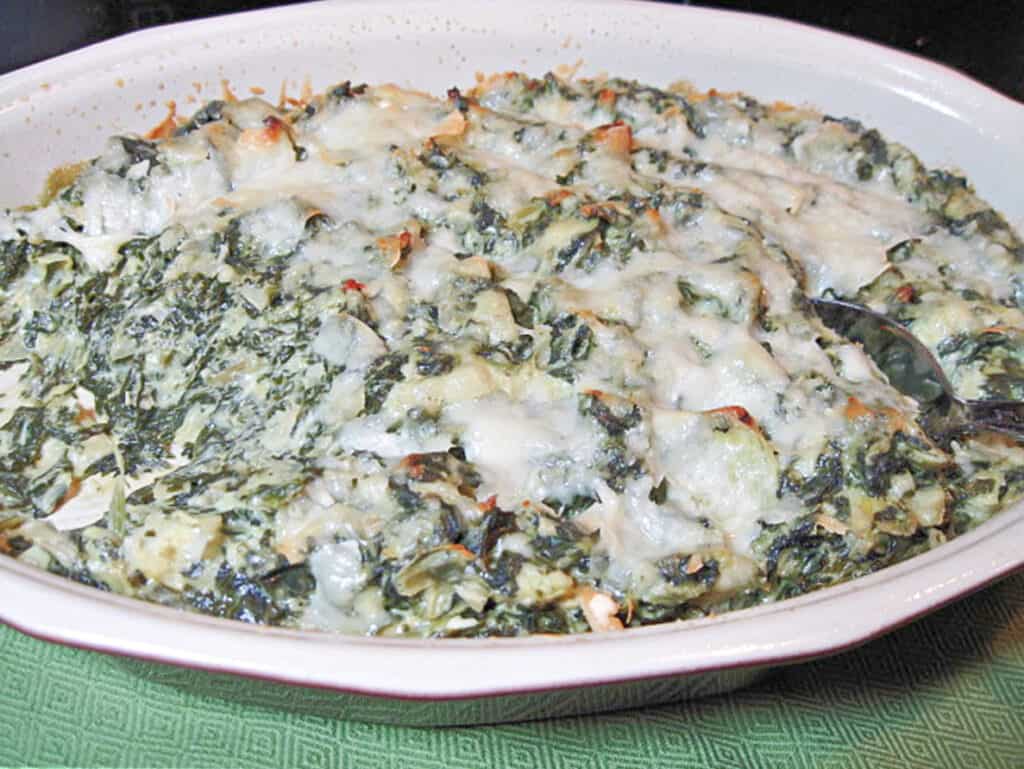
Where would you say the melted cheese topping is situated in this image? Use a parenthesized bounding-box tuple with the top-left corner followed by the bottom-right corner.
(1, 72, 1022, 637)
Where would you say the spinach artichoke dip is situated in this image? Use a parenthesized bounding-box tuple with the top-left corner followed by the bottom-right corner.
(1, 72, 1022, 638)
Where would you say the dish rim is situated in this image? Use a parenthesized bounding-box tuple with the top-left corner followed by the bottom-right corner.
(2, 0, 1021, 112)
(3, 506, 1022, 700)
(0, 0, 1022, 701)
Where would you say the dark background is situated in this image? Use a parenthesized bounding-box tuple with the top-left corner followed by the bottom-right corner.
(3, 0, 1023, 102)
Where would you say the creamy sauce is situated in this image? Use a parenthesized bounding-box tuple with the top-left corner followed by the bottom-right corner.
(1, 72, 1021, 636)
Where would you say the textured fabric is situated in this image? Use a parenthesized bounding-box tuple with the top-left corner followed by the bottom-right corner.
(1, 574, 1022, 769)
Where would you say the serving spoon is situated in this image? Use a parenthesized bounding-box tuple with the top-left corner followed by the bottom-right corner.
(811, 298, 1024, 446)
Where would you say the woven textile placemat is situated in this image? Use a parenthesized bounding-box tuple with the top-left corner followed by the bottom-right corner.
(2, 573, 1022, 769)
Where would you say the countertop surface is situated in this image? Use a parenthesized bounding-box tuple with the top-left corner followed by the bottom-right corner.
(1, 2, 1022, 768)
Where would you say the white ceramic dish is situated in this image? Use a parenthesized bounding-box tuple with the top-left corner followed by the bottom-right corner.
(1, 0, 1022, 726)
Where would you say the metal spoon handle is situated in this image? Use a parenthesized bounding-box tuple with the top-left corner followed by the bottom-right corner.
(810, 298, 1024, 446)
(962, 399, 1024, 442)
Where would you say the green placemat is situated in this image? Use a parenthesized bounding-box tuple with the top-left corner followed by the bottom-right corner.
(2, 573, 1023, 769)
